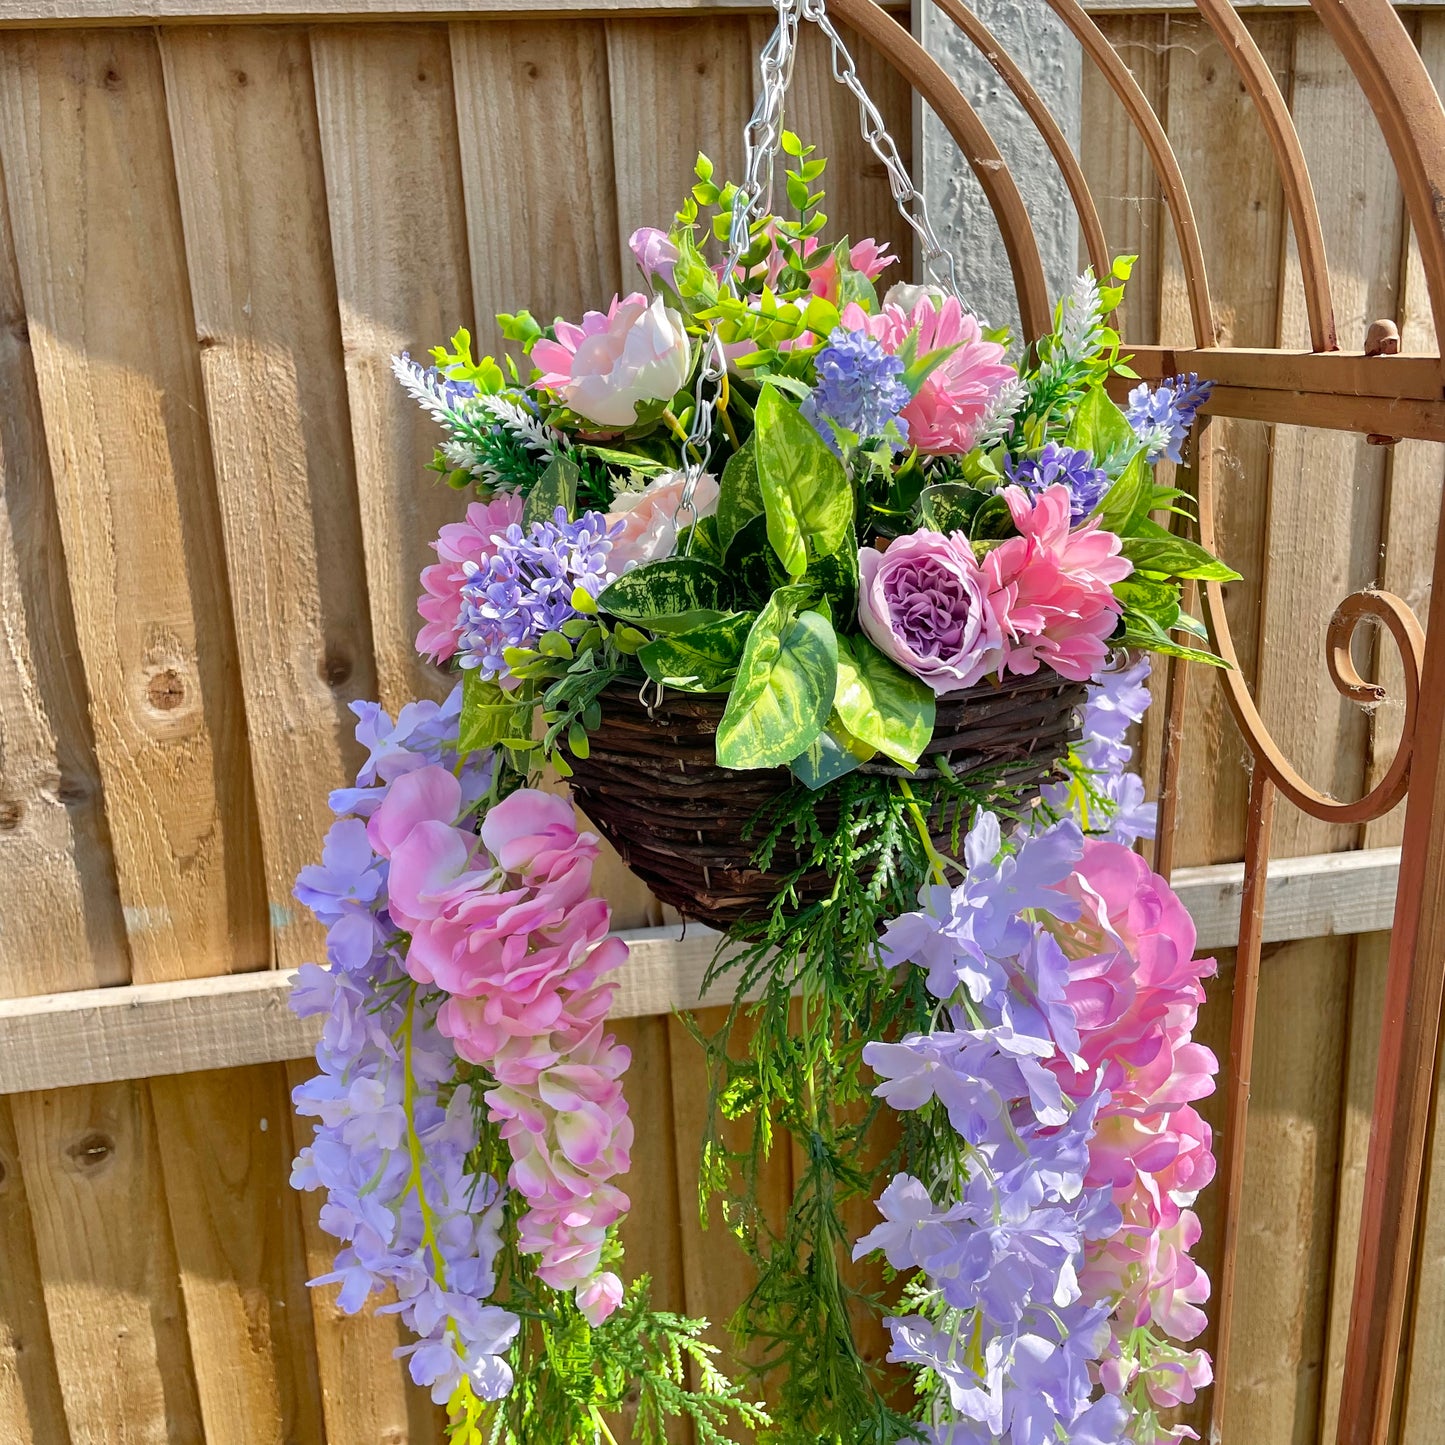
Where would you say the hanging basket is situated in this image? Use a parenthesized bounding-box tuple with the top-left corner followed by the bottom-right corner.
(568, 670, 1088, 927)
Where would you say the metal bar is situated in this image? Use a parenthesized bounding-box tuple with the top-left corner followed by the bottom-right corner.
(1209, 766, 1277, 1441)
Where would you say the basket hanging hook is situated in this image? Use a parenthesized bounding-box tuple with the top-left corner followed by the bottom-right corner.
(674, 0, 968, 546)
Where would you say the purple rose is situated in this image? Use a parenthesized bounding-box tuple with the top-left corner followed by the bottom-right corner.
(857, 530, 1004, 695)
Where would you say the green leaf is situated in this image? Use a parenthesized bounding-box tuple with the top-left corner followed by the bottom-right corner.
(1097, 452, 1152, 534)
(716, 437, 764, 553)
(725, 511, 789, 604)
(809, 542, 858, 618)
(458, 670, 532, 753)
(789, 715, 875, 790)
(572, 444, 671, 476)
(1122, 535, 1242, 582)
(1065, 384, 1138, 468)
(523, 455, 579, 527)
(638, 611, 756, 693)
(1114, 575, 1182, 631)
(1121, 622, 1228, 668)
(597, 557, 732, 630)
(753, 384, 854, 577)
(715, 595, 838, 770)
(914, 482, 987, 535)
(833, 634, 935, 767)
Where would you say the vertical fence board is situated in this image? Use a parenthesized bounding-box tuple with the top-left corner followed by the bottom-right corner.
(451, 18, 621, 350)
(0, 147, 125, 997)
(151, 1066, 326, 1445)
(311, 22, 473, 716)
(1080, 16, 1167, 345)
(607, 17, 755, 267)
(161, 23, 378, 968)
(10, 1083, 202, 1445)
(0, 27, 267, 983)
(0, 1102, 66, 1445)
(1155, 14, 1291, 869)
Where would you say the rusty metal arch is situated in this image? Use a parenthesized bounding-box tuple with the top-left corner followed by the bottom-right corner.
(820, 3, 1445, 1442)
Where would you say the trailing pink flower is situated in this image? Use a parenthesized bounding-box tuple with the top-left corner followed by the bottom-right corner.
(983, 483, 1132, 682)
(416, 492, 525, 663)
(841, 294, 1016, 453)
(532, 293, 691, 430)
(365, 774, 633, 1317)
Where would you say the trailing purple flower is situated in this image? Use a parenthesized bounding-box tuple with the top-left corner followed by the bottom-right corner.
(1124, 373, 1213, 465)
(1005, 442, 1111, 523)
(456, 507, 619, 678)
(800, 324, 911, 449)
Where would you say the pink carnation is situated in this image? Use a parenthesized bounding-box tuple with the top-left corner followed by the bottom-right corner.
(416, 492, 525, 663)
(842, 294, 1015, 453)
(983, 484, 1131, 682)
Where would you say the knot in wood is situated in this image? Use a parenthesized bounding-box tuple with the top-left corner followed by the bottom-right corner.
(145, 667, 187, 712)
(0, 799, 22, 831)
(65, 1131, 115, 1172)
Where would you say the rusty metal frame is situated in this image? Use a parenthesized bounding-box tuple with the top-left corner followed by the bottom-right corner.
(824, 2, 1445, 1440)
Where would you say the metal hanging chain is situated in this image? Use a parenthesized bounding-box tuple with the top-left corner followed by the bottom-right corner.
(674, 0, 965, 540)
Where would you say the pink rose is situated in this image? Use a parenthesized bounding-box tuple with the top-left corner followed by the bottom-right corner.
(983, 484, 1131, 682)
(603, 469, 720, 572)
(532, 293, 691, 429)
(416, 492, 525, 663)
(857, 530, 1004, 694)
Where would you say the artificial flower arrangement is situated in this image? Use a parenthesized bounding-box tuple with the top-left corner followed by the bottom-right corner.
(288, 137, 1233, 1445)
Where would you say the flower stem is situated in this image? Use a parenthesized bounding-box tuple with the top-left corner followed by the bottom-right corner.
(898, 780, 949, 886)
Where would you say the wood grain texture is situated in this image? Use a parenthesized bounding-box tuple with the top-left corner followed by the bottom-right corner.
(0, 27, 267, 982)
(311, 22, 474, 715)
(0, 140, 126, 997)
(0, 0, 781, 22)
(452, 18, 622, 350)
(1223, 937, 1351, 1445)
(1152, 13, 1292, 869)
(161, 24, 379, 967)
(1257, 13, 1401, 862)
(606, 16, 755, 269)
(1318, 933, 1390, 1445)
(0, 1101, 67, 1445)
(10, 1082, 203, 1444)
(284, 1056, 438, 1445)
(1081, 15, 1167, 344)
(151, 1065, 325, 1445)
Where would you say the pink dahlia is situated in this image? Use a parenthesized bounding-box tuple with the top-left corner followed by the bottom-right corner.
(416, 492, 524, 663)
(983, 483, 1131, 682)
(841, 294, 1016, 454)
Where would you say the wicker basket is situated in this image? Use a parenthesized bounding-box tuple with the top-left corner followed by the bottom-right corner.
(567, 670, 1087, 928)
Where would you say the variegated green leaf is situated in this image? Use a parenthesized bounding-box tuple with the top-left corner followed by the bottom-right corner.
(754, 384, 854, 577)
(596, 557, 732, 632)
(523, 455, 579, 526)
(459, 670, 533, 753)
(638, 612, 756, 693)
(716, 595, 837, 770)
(833, 634, 935, 768)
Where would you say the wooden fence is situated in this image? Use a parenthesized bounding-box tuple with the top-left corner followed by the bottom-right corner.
(0, 3, 1441, 1442)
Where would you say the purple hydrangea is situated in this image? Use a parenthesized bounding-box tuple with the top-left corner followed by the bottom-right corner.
(1125, 372, 1214, 464)
(801, 325, 911, 448)
(457, 507, 619, 678)
(1005, 442, 1111, 523)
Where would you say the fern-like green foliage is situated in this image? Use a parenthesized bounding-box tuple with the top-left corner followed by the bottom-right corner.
(686, 768, 1014, 1445)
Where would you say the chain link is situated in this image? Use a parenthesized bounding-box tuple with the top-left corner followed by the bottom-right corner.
(674, 0, 963, 545)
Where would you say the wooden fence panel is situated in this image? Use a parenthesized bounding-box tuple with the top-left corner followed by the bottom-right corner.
(161, 23, 378, 969)
(0, 8, 1440, 1443)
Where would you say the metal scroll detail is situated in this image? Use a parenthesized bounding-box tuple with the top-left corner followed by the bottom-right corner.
(1191, 432, 1427, 824)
